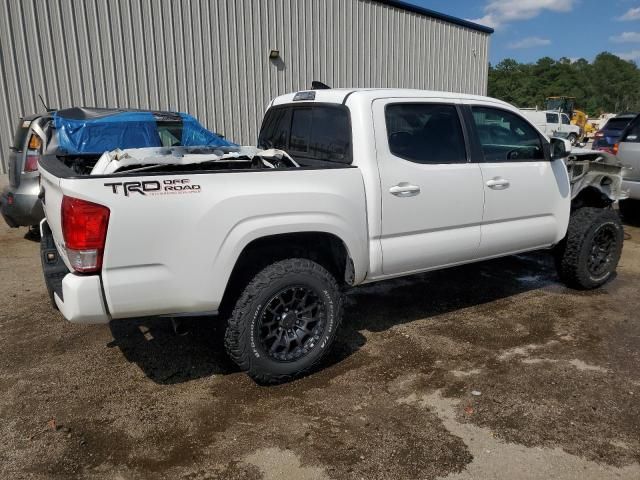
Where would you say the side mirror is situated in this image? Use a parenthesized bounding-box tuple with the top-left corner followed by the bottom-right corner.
(550, 137, 572, 160)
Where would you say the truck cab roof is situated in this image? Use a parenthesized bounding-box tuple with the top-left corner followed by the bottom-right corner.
(270, 88, 514, 110)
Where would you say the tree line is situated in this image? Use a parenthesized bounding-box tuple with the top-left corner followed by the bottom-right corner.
(488, 53, 640, 116)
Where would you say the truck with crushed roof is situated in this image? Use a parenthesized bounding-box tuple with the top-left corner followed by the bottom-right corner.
(37, 89, 626, 384)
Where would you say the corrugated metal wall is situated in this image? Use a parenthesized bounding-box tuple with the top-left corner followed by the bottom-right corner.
(0, 0, 490, 174)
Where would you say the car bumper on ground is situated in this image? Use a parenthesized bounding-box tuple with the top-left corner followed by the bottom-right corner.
(54, 273, 110, 324)
(1, 182, 44, 228)
(622, 179, 640, 200)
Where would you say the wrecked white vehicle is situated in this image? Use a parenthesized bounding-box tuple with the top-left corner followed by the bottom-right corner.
(38, 89, 626, 384)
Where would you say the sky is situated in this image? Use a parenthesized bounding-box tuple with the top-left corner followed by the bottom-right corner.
(410, 0, 640, 64)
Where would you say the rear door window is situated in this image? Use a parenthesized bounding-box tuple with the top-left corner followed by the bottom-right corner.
(604, 117, 633, 131)
(546, 113, 559, 124)
(384, 103, 467, 164)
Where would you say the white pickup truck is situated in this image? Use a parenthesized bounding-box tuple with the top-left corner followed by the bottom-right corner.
(520, 109, 582, 145)
(39, 89, 625, 383)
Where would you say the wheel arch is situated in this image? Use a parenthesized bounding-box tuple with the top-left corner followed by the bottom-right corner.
(571, 184, 615, 211)
(218, 230, 358, 317)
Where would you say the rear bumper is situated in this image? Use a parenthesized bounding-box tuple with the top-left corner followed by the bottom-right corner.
(40, 219, 110, 324)
(622, 179, 640, 200)
(54, 274, 111, 324)
(1, 180, 44, 227)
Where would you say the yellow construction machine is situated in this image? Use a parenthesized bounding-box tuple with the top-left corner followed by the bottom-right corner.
(545, 96, 594, 138)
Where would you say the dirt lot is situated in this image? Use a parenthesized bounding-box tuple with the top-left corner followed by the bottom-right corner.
(1, 208, 639, 479)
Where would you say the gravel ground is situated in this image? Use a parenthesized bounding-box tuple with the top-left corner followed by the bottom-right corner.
(1, 192, 639, 479)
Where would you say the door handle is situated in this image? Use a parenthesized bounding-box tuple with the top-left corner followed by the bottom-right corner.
(486, 178, 510, 190)
(389, 183, 421, 197)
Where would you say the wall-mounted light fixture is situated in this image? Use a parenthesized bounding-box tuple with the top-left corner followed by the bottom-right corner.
(269, 49, 280, 60)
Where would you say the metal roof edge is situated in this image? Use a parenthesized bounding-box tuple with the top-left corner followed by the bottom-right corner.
(372, 0, 494, 34)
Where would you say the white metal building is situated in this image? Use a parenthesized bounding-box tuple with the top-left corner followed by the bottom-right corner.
(0, 0, 492, 174)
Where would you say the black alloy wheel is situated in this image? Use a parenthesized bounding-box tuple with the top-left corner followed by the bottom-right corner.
(587, 223, 618, 279)
(257, 285, 327, 362)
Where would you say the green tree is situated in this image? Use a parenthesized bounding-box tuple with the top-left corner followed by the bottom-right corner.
(487, 52, 640, 116)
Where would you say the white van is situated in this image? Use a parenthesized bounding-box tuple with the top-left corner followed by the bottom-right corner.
(520, 109, 581, 145)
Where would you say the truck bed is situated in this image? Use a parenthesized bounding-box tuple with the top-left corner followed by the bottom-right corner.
(38, 153, 369, 322)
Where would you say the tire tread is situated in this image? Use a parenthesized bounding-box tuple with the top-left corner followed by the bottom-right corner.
(555, 207, 623, 289)
(224, 258, 343, 384)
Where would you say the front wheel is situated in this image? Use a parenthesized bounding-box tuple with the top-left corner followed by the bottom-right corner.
(568, 133, 578, 146)
(224, 258, 343, 384)
(554, 207, 624, 289)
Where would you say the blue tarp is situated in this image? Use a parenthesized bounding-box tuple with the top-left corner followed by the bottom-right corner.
(178, 113, 236, 148)
(53, 111, 236, 154)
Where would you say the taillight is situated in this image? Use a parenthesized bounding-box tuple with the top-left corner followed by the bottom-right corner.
(594, 131, 604, 138)
(613, 143, 619, 155)
(24, 134, 42, 172)
(61, 196, 110, 273)
(28, 135, 42, 150)
(24, 154, 39, 172)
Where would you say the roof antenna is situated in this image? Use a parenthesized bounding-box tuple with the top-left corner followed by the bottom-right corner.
(38, 93, 54, 112)
(312, 81, 331, 90)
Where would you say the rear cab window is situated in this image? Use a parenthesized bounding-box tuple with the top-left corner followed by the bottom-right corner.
(258, 104, 352, 164)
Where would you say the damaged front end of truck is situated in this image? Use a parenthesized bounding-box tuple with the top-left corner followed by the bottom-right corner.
(564, 148, 628, 208)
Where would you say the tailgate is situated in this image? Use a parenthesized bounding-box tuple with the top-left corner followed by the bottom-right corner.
(39, 166, 68, 265)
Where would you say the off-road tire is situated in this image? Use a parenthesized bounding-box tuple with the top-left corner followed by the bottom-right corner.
(224, 258, 343, 384)
(554, 207, 623, 289)
(619, 199, 640, 224)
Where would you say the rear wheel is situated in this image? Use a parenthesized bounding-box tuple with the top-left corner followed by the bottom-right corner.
(554, 207, 624, 289)
(224, 258, 343, 384)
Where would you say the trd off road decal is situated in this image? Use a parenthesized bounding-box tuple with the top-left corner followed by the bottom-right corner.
(104, 178, 202, 196)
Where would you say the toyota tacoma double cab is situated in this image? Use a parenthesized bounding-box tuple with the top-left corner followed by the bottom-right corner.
(38, 89, 626, 383)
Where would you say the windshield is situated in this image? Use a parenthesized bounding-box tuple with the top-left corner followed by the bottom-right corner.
(546, 99, 562, 111)
(546, 98, 575, 114)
